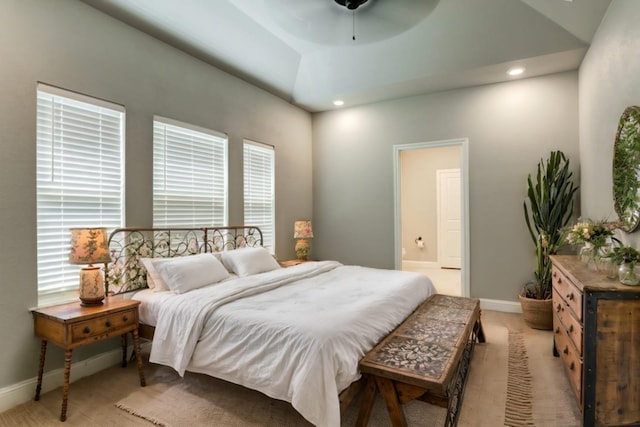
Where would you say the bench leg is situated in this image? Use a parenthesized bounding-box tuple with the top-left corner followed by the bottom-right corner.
(376, 377, 408, 427)
(476, 312, 486, 343)
(355, 375, 377, 427)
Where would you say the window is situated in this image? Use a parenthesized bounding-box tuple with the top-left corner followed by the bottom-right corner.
(243, 140, 275, 253)
(153, 117, 228, 227)
(36, 84, 125, 297)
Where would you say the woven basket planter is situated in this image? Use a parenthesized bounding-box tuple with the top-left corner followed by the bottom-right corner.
(518, 295, 553, 330)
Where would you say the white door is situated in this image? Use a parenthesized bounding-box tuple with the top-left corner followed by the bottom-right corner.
(437, 169, 461, 269)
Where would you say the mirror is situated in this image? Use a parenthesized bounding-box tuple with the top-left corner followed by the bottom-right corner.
(613, 106, 640, 232)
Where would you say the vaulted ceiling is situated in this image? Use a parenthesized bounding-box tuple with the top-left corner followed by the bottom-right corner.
(81, 0, 611, 112)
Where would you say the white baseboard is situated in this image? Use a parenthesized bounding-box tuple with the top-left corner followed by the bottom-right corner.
(402, 260, 439, 269)
(0, 345, 138, 413)
(480, 298, 522, 313)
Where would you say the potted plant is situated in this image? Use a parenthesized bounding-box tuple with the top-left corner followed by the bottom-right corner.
(606, 245, 640, 286)
(521, 151, 578, 329)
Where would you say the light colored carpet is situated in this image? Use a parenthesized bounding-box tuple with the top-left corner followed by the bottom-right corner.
(0, 311, 581, 426)
(112, 313, 552, 427)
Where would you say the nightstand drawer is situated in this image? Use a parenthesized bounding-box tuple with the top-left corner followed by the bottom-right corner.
(70, 308, 137, 344)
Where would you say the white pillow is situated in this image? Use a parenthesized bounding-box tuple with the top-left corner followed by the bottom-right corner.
(140, 257, 171, 292)
(221, 247, 281, 277)
(155, 253, 230, 294)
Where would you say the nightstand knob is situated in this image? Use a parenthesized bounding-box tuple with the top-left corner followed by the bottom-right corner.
(569, 361, 575, 370)
(123, 316, 128, 322)
(83, 326, 90, 334)
(105, 320, 112, 328)
(563, 346, 569, 355)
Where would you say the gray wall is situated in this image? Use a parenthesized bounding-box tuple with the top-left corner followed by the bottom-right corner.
(0, 0, 312, 389)
(579, 0, 640, 247)
(312, 72, 579, 301)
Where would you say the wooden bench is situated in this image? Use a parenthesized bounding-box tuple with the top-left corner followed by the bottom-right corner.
(357, 294, 485, 427)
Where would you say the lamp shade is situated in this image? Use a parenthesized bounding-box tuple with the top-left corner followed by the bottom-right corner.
(69, 228, 111, 265)
(294, 220, 313, 239)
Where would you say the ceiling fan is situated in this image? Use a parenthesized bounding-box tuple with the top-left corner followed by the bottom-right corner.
(334, 0, 369, 11)
(267, 0, 440, 46)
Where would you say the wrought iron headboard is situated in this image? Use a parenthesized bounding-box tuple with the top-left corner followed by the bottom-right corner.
(104, 226, 263, 296)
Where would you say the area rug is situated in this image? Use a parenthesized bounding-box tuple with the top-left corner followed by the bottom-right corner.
(114, 317, 579, 427)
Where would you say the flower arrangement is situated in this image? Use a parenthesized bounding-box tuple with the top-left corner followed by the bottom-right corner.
(565, 220, 617, 247)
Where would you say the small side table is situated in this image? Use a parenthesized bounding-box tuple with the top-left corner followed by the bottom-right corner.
(31, 297, 146, 421)
(279, 259, 313, 267)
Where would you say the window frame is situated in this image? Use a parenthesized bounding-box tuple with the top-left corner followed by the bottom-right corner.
(36, 83, 125, 302)
(152, 116, 228, 228)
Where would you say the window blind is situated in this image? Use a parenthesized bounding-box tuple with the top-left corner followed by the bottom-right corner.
(36, 84, 125, 295)
(153, 117, 228, 227)
(243, 140, 275, 253)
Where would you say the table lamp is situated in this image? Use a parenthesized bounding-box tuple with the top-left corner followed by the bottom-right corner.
(69, 228, 112, 306)
(294, 220, 313, 260)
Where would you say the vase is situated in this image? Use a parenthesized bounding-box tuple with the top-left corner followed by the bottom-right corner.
(618, 263, 640, 286)
(580, 243, 595, 268)
(593, 242, 613, 273)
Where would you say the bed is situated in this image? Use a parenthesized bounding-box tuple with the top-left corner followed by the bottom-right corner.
(105, 226, 436, 427)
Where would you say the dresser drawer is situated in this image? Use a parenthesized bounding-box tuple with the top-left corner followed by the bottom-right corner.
(552, 291, 583, 355)
(70, 308, 137, 344)
(554, 315, 582, 402)
(552, 268, 583, 321)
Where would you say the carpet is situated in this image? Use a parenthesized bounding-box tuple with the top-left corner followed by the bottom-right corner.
(115, 371, 447, 427)
(113, 315, 580, 427)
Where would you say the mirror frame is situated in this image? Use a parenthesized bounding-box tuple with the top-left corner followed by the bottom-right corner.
(613, 105, 640, 232)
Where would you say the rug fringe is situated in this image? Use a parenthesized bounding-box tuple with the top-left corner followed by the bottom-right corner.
(115, 403, 167, 427)
(504, 330, 535, 427)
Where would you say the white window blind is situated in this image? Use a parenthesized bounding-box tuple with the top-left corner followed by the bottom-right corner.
(153, 117, 228, 227)
(243, 140, 275, 253)
(36, 84, 125, 296)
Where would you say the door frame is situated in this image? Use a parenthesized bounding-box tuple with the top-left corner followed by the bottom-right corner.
(393, 138, 470, 297)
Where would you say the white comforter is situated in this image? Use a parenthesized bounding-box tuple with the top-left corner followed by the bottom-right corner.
(146, 261, 435, 427)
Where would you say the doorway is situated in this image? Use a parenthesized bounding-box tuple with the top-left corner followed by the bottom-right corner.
(393, 138, 469, 297)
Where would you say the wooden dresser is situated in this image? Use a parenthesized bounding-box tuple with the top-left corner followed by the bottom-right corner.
(550, 255, 640, 427)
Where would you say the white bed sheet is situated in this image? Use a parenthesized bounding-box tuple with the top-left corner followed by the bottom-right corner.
(133, 261, 435, 427)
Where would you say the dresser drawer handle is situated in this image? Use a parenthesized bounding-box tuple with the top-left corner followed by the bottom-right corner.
(556, 304, 562, 313)
(566, 293, 574, 301)
(563, 346, 569, 355)
(557, 277, 562, 284)
(553, 271, 557, 278)
(555, 327, 560, 334)
(569, 361, 575, 370)
(568, 324, 574, 333)
(83, 326, 90, 334)
(105, 320, 112, 328)
(123, 316, 128, 322)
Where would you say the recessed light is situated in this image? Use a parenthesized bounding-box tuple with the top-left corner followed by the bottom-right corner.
(507, 67, 525, 76)
(333, 99, 344, 107)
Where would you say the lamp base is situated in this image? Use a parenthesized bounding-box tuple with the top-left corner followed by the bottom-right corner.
(79, 266, 105, 306)
(295, 239, 310, 260)
(80, 296, 105, 307)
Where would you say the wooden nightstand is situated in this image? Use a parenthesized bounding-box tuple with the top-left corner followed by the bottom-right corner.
(279, 259, 313, 267)
(31, 297, 146, 421)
